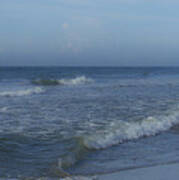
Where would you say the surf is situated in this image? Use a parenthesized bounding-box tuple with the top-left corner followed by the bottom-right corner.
(82, 112, 179, 150)
(58, 108, 179, 171)
(31, 76, 93, 86)
(0, 87, 44, 97)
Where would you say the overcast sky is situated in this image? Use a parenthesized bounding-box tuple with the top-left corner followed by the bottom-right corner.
(0, 0, 179, 66)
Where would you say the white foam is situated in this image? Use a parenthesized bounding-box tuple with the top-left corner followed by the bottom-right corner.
(0, 107, 8, 112)
(58, 76, 93, 85)
(0, 87, 44, 97)
(82, 111, 179, 150)
(61, 176, 97, 180)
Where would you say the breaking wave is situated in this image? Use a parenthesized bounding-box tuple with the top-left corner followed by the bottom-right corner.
(0, 87, 44, 97)
(32, 76, 93, 86)
(58, 110, 179, 169)
(82, 113, 179, 149)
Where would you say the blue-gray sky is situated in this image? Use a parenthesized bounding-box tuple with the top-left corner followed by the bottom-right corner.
(0, 0, 179, 66)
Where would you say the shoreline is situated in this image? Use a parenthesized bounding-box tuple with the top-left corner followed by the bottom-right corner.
(60, 161, 179, 180)
(97, 162, 179, 180)
(1, 162, 179, 180)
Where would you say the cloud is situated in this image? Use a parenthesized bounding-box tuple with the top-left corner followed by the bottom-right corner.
(62, 23, 69, 29)
(59, 16, 103, 54)
(60, 36, 85, 54)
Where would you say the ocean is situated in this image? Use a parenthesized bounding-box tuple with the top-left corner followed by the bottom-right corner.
(1, 67, 179, 179)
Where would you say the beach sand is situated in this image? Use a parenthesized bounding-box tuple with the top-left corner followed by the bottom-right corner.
(97, 162, 179, 180)
(61, 162, 179, 180)
(1, 163, 178, 180)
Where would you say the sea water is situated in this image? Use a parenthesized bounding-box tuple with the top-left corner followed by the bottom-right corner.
(1, 67, 179, 178)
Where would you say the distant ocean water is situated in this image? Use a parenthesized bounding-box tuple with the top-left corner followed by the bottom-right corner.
(1, 67, 179, 178)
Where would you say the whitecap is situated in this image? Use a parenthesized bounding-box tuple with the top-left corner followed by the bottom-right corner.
(0, 87, 44, 97)
(58, 76, 93, 85)
(82, 111, 179, 150)
(32, 76, 93, 86)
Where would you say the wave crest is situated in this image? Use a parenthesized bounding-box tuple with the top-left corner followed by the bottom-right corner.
(32, 76, 93, 86)
(58, 110, 179, 170)
(0, 87, 44, 97)
(58, 137, 88, 169)
(82, 113, 179, 150)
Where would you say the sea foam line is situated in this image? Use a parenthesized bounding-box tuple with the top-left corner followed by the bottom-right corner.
(0, 87, 44, 97)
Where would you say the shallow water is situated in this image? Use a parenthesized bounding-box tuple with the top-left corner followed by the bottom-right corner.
(1, 67, 179, 178)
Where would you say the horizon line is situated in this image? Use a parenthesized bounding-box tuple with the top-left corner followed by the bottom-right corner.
(0, 65, 179, 68)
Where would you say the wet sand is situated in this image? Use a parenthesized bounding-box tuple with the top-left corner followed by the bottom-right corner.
(97, 162, 179, 180)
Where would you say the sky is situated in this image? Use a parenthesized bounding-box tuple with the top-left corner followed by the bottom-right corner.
(0, 0, 179, 66)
